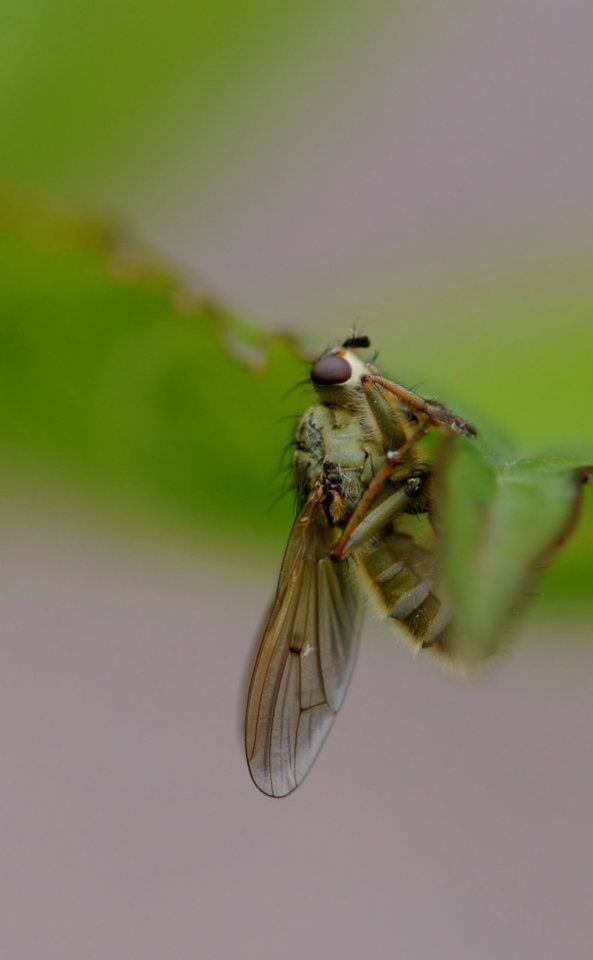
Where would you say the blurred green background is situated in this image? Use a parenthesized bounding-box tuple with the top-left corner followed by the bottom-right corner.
(1, 1, 591, 611)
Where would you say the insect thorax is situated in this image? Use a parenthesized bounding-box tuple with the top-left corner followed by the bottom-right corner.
(294, 399, 386, 523)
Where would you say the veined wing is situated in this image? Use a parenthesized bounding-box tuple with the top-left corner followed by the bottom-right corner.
(245, 491, 364, 797)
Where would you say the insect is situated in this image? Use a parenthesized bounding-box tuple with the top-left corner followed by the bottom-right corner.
(245, 336, 477, 797)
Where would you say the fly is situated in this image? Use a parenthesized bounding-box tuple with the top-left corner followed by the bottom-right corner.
(245, 335, 476, 797)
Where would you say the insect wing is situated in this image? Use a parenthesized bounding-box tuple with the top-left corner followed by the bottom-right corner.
(245, 493, 363, 797)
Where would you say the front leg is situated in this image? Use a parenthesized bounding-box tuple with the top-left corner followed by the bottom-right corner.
(362, 374, 477, 438)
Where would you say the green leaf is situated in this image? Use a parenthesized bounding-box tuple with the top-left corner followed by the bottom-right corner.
(437, 429, 592, 664)
(0, 189, 305, 546)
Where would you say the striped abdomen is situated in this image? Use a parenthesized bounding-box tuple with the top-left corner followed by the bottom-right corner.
(356, 530, 454, 661)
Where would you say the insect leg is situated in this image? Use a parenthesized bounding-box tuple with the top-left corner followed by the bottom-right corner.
(362, 376, 412, 448)
(336, 488, 409, 554)
(362, 374, 476, 438)
(331, 421, 433, 560)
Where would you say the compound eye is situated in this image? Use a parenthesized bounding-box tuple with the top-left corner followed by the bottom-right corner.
(310, 354, 352, 385)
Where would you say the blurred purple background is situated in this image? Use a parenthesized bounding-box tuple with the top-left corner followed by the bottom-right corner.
(1, 504, 591, 959)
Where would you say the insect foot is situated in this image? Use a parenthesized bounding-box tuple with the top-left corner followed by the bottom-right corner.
(427, 401, 477, 438)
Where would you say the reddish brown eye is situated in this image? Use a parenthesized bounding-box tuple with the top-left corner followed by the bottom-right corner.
(310, 355, 352, 385)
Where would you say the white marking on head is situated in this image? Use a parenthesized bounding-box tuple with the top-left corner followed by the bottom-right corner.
(340, 349, 368, 386)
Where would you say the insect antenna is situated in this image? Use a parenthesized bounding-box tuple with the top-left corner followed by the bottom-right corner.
(342, 335, 371, 349)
